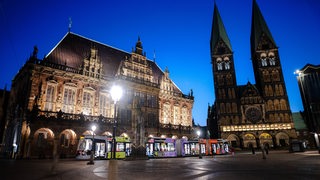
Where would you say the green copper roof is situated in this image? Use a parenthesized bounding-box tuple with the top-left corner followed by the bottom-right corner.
(211, 3, 232, 52)
(250, 0, 276, 51)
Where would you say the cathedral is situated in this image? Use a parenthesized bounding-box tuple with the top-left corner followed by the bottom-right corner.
(207, 0, 297, 149)
(2, 32, 194, 158)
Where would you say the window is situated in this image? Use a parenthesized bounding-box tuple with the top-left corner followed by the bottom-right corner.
(62, 87, 76, 113)
(173, 105, 179, 125)
(163, 103, 171, 124)
(83, 91, 93, 115)
(225, 61, 230, 70)
(99, 94, 111, 117)
(45, 84, 55, 111)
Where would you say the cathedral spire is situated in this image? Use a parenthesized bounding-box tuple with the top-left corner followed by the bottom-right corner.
(210, 2, 232, 54)
(250, 0, 276, 52)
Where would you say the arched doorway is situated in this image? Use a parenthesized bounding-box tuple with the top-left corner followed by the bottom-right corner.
(59, 129, 77, 158)
(276, 132, 290, 147)
(33, 128, 54, 158)
(227, 134, 240, 148)
(243, 133, 257, 148)
(259, 133, 273, 149)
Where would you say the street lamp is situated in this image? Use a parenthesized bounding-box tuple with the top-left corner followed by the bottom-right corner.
(197, 130, 202, 159)
(87, 125, 96, 165)
(111, 85, 123, 159)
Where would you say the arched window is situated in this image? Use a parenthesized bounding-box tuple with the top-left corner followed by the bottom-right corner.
(260, 53, 267, 66)
(280, 99, 287, 110)
(274, 99, 280, 110)
(268, 52, 276, 66)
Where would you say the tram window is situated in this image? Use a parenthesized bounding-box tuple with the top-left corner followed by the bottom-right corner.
(167, 143, 175, 152)
(117, 143, 125, 152)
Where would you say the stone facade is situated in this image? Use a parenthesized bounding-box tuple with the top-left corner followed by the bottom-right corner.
(3, 33, 194, 158)
(208, 1, 297, 149)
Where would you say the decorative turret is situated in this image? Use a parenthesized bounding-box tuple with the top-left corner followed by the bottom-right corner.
(134, 36, 144, 56)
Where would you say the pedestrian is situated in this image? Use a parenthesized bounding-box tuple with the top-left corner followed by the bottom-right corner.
(265, 145, 269, 155)
(230, 146, 235, 156)
(261, 144, 266, 159)
(250, 144, 255, 155)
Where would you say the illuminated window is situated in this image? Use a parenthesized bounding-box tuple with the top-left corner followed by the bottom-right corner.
(62, 87, 76, 113)
(45, 84, 55, 111)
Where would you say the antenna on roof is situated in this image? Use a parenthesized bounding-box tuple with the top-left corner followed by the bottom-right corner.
(68, 17, 72, 32)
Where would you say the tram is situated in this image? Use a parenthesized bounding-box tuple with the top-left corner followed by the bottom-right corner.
(146, 137, 177, 157)
(76, 135, 131, 160)
(207, 139, 229, 155)
(176, 138, 199, 156)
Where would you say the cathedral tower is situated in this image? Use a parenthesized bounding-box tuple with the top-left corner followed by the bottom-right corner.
(209, 0, 296, 149)
(250, 0, 293, 125)
(210, 3, 240, 128)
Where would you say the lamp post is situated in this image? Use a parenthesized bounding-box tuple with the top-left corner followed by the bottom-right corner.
(197, 130, 202, 159)
(87, 125, 96, 165)
(111, 85, 123, 159)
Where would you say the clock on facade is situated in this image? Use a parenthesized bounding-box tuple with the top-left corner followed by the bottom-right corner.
(245, 106, 262, 123)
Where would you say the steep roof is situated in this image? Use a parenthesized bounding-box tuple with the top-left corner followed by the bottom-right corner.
(210, 3, 232, 52)
(43, 32, 183, 93)
(44, 32, 130, 77)
(250, 0, 276, 51)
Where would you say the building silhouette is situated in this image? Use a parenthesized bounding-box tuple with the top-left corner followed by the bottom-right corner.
(208, 0, 296, 149)
(295, 64, 320, 149)
(2, 33, 194, 158)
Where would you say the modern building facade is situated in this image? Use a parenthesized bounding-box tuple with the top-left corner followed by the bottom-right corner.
(208, 0, 296, 149)
(2, 33, 194, 158)
(295, 64, 320, 148)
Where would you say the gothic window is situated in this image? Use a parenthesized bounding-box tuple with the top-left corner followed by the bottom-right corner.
(267, 100, 274, 111)
(263, 71, 270, 82)
(45, 84, 56, 111)
(226, 103, 231, 113)
(220, 103, 225, 113)
(279, 84, 284, 96)
(217, 75, 224, 85)
(279, 113, 284, 121)
(232, 89, 236, 99)
(269, 114, 274, 122)
(274, 99, 280, 110)
(216, 57, 223, 70)
(274, 113, 279, 121)
(83, 91, 94, 115)
(228, 88, 232, 99)
(268, 85, 273, 96)
(285, 113, 289, 122)
(268, 52, 276, 66)
(62, 87, 76, 113)
(217, 62, 223, 70)
(99, 94, 111, 117)
(264, 86, 269, 96)
(280, 99, 287, 110)
(226, 75, 233, 85)
(260, 53, 267, 67)
(232, 103, 237, 113)
(272, 70, 280, 81)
